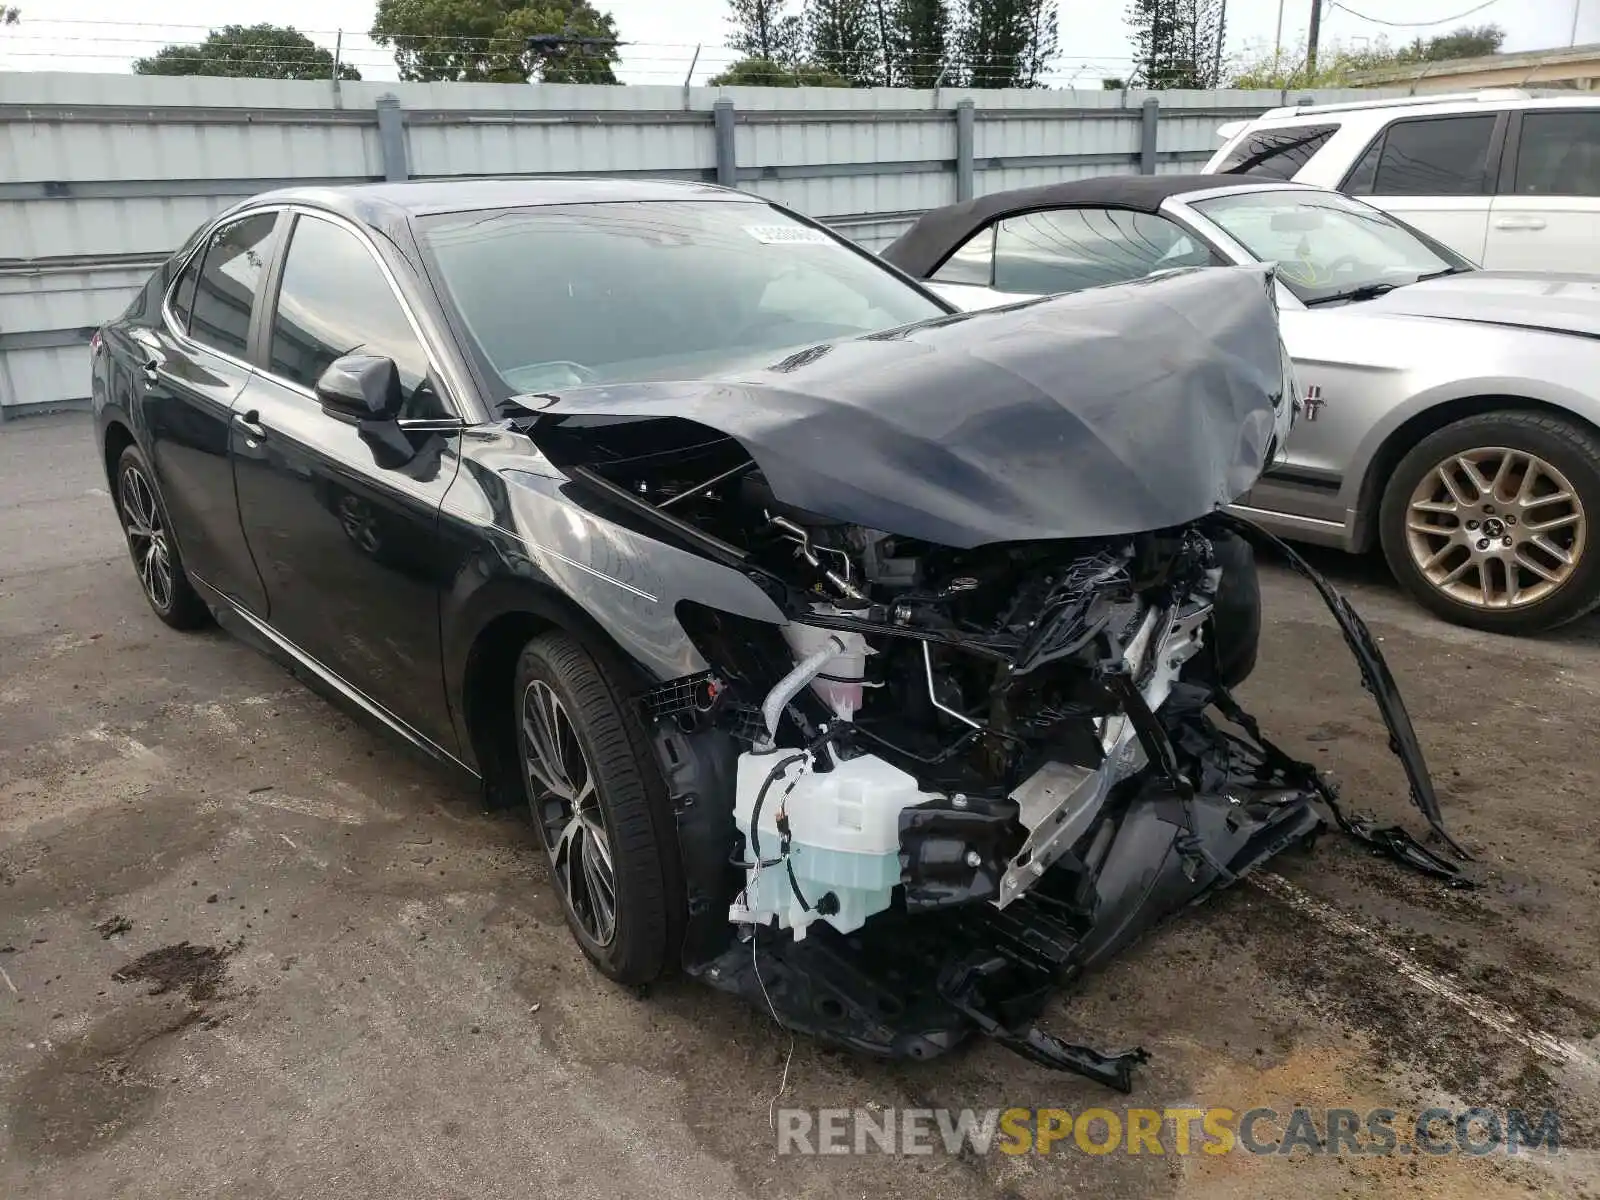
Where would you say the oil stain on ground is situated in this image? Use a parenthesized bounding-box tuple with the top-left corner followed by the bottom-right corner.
(10, 1002, 202, 1161)
(10, 940, 244, 1162)
(110, 938, 241, 1003)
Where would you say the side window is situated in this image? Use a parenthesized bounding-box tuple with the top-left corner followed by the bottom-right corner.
(1342, 135, 1384, 195)
(267, 215, 445, 419)
(932, 225, 997, 286)
(189, 211, 279, 358)
(993, 208, 1220, 296)
(1512, 111, 1600, 197)
(169, 255, 201, 333)
(1368, 115, 1497, 197)
(1216, 124, 1340, 180)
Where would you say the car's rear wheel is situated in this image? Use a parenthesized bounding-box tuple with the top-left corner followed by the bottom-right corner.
(513, 631, 683, 985)
(1379, 411, 1600, 634)
(113, 444, 211, 630)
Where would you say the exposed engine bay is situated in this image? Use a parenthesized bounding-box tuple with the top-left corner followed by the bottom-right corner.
(523, 267, 1470, 1091)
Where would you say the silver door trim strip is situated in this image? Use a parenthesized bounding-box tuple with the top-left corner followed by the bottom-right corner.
(1226, 502, 1346, 531)
(191, 574, 478, 778)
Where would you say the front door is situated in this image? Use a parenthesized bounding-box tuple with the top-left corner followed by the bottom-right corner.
(138, 210, 279, 615)
(230, 210, 463, 752)
(1346, 113, 1502, 265)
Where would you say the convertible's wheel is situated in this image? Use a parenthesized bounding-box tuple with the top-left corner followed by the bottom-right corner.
(113, 445, 210, 630)
(513, 631, 683, 985)
(1379, 411, 1600, 634)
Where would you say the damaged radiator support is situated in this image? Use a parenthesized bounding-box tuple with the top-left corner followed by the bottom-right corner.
(670, 516, 1471, 1094)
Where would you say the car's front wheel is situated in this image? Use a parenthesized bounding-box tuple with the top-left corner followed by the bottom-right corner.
(1379, 411, 1600, 634)
(513, 631, 684, 985)
(113, 444, 211, 630)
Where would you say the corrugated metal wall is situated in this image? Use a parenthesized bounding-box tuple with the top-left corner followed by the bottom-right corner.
(0, 71, 1404, 418)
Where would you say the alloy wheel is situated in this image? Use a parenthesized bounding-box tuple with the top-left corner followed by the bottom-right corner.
(521, 680, 618, 947)
(119, 464, 175, 612)
(1404, 446, 1586, 610)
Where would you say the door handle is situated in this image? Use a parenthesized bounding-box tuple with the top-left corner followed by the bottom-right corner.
(1494, 216, 1547, 231)
(129, 329, 163, 383)
(235, 410, 268, 442)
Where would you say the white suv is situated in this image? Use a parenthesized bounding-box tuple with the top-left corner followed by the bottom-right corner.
(1202, 90, 1600, 273)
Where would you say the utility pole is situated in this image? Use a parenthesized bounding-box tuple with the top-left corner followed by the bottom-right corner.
(1306, 0, 1323, 75)
(1574, 0, 1583, 47)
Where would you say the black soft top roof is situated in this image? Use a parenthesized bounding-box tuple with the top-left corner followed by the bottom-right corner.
(881, 174, 1283, 277)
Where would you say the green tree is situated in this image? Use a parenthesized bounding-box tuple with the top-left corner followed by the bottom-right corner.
(957, 0, 1057, 88)
(804, 0, 881, 85)
(134, 24, 361, 80)
(887, 0, 950, 87)
(371, 0, 620, 83)
(727, 0, 804, 65)
(1227, 24, 1504, 90)
(1128, 0, 1225, 89)
(708, 55, 850, 85)
(1397, 23, 1505, 63)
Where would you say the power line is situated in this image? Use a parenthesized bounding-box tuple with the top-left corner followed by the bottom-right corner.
(1327, 0, 1502, 28)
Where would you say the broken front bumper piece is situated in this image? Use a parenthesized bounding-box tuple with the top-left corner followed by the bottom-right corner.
(687, 520, 1471, 1093)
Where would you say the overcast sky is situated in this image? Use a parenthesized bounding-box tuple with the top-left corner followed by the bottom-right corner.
(1, 0, 1593, 84)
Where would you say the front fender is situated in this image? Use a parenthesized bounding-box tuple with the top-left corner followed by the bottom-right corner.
(438, 428, 791, 763)
(1342, 370, 1600, 517)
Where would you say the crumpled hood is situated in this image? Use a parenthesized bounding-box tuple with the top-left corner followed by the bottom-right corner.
(530, 265, 1293, 549)
(1370, 270, 1600, 338)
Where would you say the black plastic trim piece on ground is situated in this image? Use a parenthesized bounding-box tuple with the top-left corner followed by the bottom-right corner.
(1212, 513, 1472, 864)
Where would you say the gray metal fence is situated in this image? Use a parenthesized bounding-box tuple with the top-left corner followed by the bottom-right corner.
(0, 72, 1405, 418)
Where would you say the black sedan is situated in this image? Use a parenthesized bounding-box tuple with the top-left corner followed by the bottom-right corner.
(92, 178, 1462, 1089)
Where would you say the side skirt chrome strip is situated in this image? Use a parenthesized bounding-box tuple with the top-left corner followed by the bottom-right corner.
(1225, 502, 1346, 531)
(191, 575, 479, 779)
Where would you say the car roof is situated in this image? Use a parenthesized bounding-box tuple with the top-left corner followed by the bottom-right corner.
(1239, 90, 1600, 128)
(880, 174, 1297, 277)
(242, 176, 759, 222)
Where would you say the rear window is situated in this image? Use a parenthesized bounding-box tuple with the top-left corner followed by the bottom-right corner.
(1352, 114, 1497, 197)
(1216, 124, 1340, 179)
(419, 201, 945, 396)
(188, 211, 279, 359)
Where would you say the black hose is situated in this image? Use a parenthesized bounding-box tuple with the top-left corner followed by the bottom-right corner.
(748, 752, 806, 866)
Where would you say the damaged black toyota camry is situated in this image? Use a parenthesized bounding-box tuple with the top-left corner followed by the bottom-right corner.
(92, 179, 1468, 1091)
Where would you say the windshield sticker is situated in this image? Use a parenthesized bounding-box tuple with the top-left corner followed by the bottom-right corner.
(745, 224, 830, 245)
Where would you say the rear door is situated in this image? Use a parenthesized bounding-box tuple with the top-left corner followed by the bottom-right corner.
(135, 209, 279, 615)
(230, 209, 465, 751)
(1341, 112, 1505, 264)
(1485, 108, 1600, 272)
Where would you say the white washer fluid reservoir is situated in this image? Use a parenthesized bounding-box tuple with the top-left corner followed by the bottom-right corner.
(732, 749, 939, 938)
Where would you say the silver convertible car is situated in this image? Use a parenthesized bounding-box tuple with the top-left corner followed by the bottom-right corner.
(882, 175, 1600, 635)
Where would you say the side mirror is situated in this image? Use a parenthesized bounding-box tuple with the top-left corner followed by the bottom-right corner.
(315, 354, 403, 422)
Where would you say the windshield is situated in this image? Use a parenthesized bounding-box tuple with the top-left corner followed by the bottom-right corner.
(1188, 189, 1472, 304)
(418, 200, 946, 397)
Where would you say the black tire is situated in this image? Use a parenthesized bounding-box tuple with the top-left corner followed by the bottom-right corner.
(513, 631, 684, 985)
(1378, 410, 1600, 635)
(113, 444, 211, 631)
(1208, 529, 1261, 689)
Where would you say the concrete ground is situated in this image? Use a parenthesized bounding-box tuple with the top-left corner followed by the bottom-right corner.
(3, 411, 1599, 1199)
